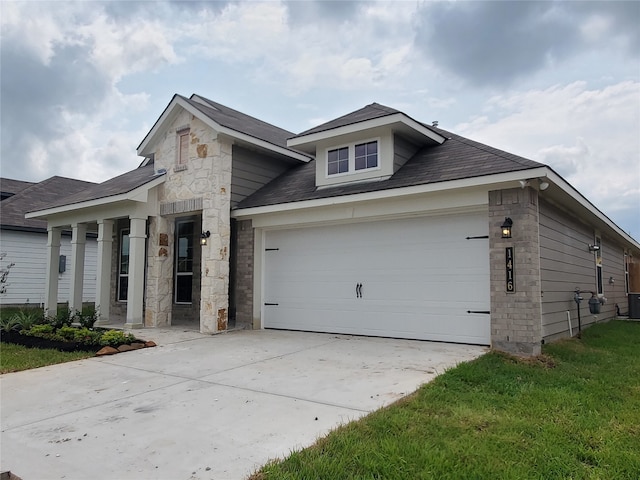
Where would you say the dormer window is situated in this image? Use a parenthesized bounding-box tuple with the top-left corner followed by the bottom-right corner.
(355, 141, 378, 170)
(328, 147, 349, 175)
(326, 139, 379, 177)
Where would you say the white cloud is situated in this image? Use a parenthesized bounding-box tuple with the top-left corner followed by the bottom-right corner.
(455, 80, 640, 221)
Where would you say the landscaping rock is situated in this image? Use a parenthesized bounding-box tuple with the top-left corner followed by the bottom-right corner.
(96, 346, 118, 356)
(130, 342, 145, 349)
(144, 341, 157, 348)
(117, 344, 135, 352)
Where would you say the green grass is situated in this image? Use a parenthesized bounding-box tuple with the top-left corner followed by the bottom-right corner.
(0, 342, 94, 374)
(251, 321, 640, 480)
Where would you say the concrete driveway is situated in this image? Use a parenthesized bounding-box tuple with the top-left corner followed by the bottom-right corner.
(1, 329, 486, 479)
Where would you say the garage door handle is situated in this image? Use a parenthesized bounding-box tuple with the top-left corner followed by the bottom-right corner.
(467, 310, 490, 314)
(356, 283, 362, 298)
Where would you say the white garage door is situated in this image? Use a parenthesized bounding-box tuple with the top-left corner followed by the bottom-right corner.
(263, 213, 490, 344)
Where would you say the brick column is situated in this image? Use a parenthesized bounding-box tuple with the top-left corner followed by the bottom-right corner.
(235, 219, 254, 328)
(489, 187, 542, 356)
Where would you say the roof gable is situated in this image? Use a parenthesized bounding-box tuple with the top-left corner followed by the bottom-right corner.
(287, 102, 446, 151)
(137, 94, 311, 162)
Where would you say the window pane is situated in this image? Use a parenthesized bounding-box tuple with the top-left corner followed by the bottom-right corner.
(328, 147, 349, 175)
(179, 133, 189, 164)
(176, 221, 194, 273)
(176, 275, 192, 303)
(120, 232, 130, 274)
(118, 276, 128, 301)
(355, 141, 377, 170)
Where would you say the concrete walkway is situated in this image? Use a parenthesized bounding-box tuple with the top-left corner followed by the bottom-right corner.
(1, 329, 486, 479)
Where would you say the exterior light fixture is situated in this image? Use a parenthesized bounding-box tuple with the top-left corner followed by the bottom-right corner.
(501, 217, 513, 239)
(588, 244, 600, 252)
(200, 230, 210, 246)
(538, 180, 549, 191)
(609, 276, 615, 285)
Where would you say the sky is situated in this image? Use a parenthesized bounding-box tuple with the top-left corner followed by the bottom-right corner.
(1, 0, 639, 238)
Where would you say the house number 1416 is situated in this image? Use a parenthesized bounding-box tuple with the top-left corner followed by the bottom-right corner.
(506, 247, 515, 293)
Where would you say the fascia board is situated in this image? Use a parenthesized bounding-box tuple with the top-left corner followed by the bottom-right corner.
(287, 113, 446, 148)
(232, 167, 549, 217)
(545, 169, 640, 249)
(26, 175, 165, 219)
(138, 97, 311, 163)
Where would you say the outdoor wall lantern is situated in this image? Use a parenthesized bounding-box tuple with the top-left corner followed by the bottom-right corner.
(609, 276, 615, 285)
(501, 217, 513, 239)
(200, 230, 210, 246)
(588, 244, 600, 252)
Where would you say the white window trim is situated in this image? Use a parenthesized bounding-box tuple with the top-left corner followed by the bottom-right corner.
(174, 219, 194, 305)
(325, 137, 381, 178)
(595, 235, 603, 296)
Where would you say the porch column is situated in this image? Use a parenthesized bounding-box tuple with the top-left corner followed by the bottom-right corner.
(69, 223, 87, 313)
(94, 219, 114, 325)
(125, 216, 147, 328)
(44, 226, 62, 317)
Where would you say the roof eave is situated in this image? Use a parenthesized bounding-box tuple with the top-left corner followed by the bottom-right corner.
(26, 174, 166, 219)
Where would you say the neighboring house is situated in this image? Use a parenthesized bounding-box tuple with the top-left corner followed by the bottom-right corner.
(27, 95, 640, 355)
(0, 176, 98, 306)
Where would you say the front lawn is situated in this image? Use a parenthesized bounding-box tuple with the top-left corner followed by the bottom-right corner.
(252, 321, 640, 479)
(0, 342, 95, 373)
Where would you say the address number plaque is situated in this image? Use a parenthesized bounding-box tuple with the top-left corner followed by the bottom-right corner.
(506, 247, 515, 293)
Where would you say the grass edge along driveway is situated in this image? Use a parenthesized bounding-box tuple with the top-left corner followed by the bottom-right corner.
(251, 321, 640, 480)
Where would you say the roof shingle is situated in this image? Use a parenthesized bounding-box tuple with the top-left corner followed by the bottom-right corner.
(237, 129, 545, 209)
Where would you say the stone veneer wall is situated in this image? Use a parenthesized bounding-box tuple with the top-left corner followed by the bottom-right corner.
(144, 109, 232, 333)
(489, 187, 542, 356)
(234, 219, 254, 328)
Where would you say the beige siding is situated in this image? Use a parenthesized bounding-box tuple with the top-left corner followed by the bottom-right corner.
(0, 230, 97, 306)
(539, 200, 627, 341)
(231, 146, 290, 207)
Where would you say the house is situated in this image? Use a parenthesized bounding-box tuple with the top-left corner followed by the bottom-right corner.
(26, 95, 640, 355)
(0, 176, 98, 307)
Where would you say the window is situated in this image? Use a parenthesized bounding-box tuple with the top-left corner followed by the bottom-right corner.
(326, 139, 379, 176)
(178, 129, 189, 165)
(117, 228, 130, 301)
(328, 147, 349, 175)
(175, 219, 194, 304)
(355, 141, 378, 170)
(625, 251, 630, 295)
(595, 236, 603, 295)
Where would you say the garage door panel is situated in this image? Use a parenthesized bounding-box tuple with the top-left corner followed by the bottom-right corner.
(264, 213, 490, 344)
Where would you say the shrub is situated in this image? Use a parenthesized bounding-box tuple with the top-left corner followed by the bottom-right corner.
(77, 308, 98, 329)
(99, 330, 136, 347)
(73, 328, 102, 346)
(0, 316, 20, 332)
(5, 309, 44, 332)
(26, 324, 55, 338)
(46, 308, 73, 330)
(56, 326, 78, 342)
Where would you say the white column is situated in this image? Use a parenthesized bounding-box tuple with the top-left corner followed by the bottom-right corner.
(94, 219, 114, 325)
(69, 223, 87, 313)
(126, 216, 147, 328)
(44, 226, 62, 317)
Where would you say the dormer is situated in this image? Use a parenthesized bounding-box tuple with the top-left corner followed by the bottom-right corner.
(287, 103, 447, 188)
